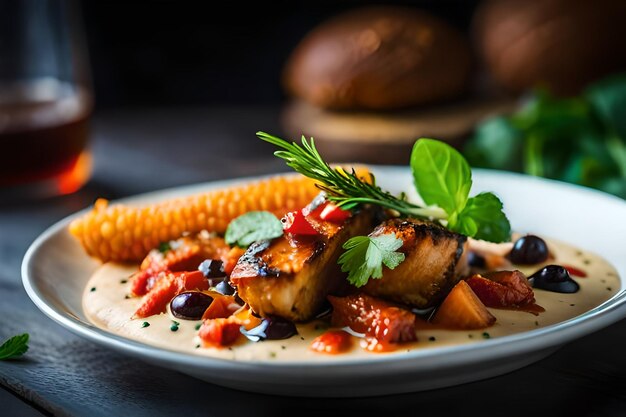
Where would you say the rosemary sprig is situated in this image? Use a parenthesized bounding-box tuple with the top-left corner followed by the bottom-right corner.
(257, 132, 446, 220)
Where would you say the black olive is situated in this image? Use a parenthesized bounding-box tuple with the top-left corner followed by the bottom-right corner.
(240, 316, 297, 342)
(467, 251, 486, 268)
(215, 279, 236, 296)
(170, 291, 213, 320)
(529, 265, 580, 293)
(508, 235, 549, 264)
(198, 259, 226, 279)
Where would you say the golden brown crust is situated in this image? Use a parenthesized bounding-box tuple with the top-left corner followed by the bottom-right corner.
(231, 209, 377, 322)
(363, 218, 468, 308)
(283, 6, 472, 110)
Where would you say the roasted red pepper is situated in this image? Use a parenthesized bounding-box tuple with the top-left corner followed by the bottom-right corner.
(319, 203, 351, 223)
(328, 293, 417, 344)
(281, 210, 318, 235)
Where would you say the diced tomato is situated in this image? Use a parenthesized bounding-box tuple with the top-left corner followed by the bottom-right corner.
(319, 203, 351, 223)
(328, 294, 417, 344)
(310, 330, 353, 354)
(466, 270, 535, 308)
(281, 210, 319, 235)
(198, 318, 242, 348)
(131, 235, 231, 296)
(133, 270, 209, 318)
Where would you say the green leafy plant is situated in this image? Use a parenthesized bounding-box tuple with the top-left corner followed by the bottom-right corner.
(225, 211, 284, 247)
(338, 234, 405, 287)
(465, 73, 626, 198)
(0, 333, 29, 360)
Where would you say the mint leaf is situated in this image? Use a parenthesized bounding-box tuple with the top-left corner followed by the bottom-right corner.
(225, 211, 283, 247)
(411, 138, 472, 218)
(453, 192, 511, 243)
(0, 333, 29, 360)
(338, 234, 405, 287)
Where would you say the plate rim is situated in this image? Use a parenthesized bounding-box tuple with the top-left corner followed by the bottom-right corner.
(21, 167, 626, 374)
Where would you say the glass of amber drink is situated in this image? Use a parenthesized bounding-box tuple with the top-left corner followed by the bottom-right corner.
(0, 0, 93, 200)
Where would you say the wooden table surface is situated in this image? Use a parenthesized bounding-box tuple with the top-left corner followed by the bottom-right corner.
(1, 107, 626, 417)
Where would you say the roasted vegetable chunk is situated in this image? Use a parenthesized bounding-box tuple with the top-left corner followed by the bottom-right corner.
(328, 293, 417, 343)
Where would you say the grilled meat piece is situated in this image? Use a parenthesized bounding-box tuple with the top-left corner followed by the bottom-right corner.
(363, 218, 469, 308)
(230, 208, 376, 322)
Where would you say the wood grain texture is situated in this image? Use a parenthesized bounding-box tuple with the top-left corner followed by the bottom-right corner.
(1, 107, 626, 417)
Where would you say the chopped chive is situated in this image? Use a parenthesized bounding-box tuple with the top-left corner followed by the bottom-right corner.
(158, 242, 171, 253)
(195, 344, 201, 349)
(170, 324, 179, 332)
(195, 323, 202, 331)
(534, 321, 539, 326)
(482, 332, 491, 339)
(141, 322, 150, 328)
(172, 320, 180, 326)
(281, 345, 286, 350)
(90, 287, 96, 292)
(468, 334, 474, 339)
(124, 295, 130, 299)
(120, 279, 128, 284)
(428, 336, 436, 342)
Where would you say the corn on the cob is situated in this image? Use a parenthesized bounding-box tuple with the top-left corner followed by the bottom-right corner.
(69, 175, 322, 263)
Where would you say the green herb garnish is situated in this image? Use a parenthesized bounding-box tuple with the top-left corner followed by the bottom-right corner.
(338, 234, 405, 287)
(258, 132, 445, 219)
(141, 322, 150, 328)
(411, 139, 511, 242)
(158, 241, 171, 253)
(0, 334, 29, 360)
(258, 132, 510, 243)
(225, 211, 283, 247)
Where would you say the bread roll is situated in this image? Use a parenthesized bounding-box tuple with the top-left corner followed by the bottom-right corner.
(284, 6, 472, 110)
(474, 0, 626, 96)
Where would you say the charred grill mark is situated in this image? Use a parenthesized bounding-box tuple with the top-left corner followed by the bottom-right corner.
(239, 241, 280, 278)
(305, 240, 327, 265)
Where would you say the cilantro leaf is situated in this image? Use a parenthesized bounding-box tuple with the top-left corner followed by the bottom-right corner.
(0, 333, 29, 360)
(225, 211, 283, 247)
(338, 234, 405, 287)
(452, 192, 511, 243)
(411, 138, 472, 216)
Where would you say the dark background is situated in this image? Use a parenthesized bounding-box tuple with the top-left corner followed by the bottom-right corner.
(81, 1, 480, 109)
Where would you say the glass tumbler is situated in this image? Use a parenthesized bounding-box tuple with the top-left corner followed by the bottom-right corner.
(0, 0, 93, 200)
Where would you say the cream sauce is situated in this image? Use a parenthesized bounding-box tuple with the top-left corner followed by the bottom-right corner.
(83, 238, 621, 362)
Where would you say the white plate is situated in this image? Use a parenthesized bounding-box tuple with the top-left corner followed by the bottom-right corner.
(22, 167, 626, 397)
